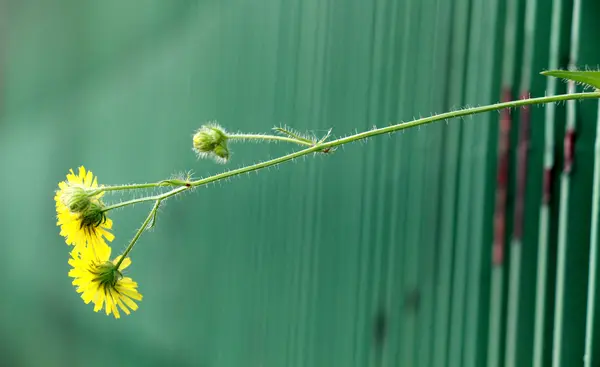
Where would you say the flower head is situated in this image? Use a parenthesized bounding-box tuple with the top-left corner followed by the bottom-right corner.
(192, 122, 230, 163)
(68, 244, 142, 319)
(55, 167, 114, 251)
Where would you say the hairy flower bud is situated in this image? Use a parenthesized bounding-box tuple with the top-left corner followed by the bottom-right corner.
(91, 260, 123, 288)
(79, 201, 107, 230)
(61, 186, 92, 214)
(192, 123, 230, 163)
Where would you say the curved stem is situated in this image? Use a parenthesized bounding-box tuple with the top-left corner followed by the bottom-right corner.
(102, 92, 600, 207)
(115, 199, 162, 269)
(187, 92, 599, 188)
(101, 91, 600, 268)
(228, 133, 314, 146)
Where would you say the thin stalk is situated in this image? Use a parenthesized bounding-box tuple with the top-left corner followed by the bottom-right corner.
(115, 200, 162, 269)
(103, 186, 188, 212)
(102, 91, 600, 268)
(95, 182, 166, 193)
(189, 92, 600, 189)
(100, 92, 599, 206)
(228, 133, 314, 146)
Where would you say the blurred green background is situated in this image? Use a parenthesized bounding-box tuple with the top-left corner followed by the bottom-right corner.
(1, 0, 600, 366)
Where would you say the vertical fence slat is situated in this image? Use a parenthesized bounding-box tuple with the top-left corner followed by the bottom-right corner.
(552, 0, 582, 365)
(487, 0, 520, 364)
(504, 0, 537, 364)
(532, 0, 565, 365)
(584, 101, 600, 367)
(431, 0, 471, 365)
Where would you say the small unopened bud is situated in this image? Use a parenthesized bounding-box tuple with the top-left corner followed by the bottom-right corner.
(61, 186, 92, 214)
(192, 123, 230, 163)
(79, 202, 107, 230)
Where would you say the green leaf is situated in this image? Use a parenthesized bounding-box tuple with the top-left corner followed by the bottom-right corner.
(541, 70, 600, 90)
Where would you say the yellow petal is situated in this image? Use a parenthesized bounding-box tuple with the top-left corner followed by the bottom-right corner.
(119, 287, 142, 301)
(116, 298, 131, 315)
(108, 290, 121, 319)
(94, 294, 105, 312)
(114, 257, 131, 270)
(84, 170, 93, 187)
(120, 295, 139, 311)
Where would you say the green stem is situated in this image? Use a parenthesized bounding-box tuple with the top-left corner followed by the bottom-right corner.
(95, 183, 162, 193)
(97, 135, 312, 194)
(103, 92, 600, 267)
(102, 92, 600, 208)
(103, 186, 188, 212)
(187, 92, 599, 188)
(228, 133, 314, 146)
(115, 199, 162, 270)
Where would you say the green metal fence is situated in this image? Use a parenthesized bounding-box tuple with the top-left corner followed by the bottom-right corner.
(1, 0, 599, 366)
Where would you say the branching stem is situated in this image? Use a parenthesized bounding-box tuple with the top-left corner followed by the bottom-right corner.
(103, 91, 600, 259)
(115, 199, 162, 270)
(102, 91, 600, 200)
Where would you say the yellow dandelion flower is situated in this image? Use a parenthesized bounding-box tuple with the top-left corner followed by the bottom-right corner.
(68, 244, 142, 319)
(55, 166, 114, 251)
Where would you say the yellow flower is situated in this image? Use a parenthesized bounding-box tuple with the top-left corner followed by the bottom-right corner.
(68, 244, 142, 319)
(55, 166, 114, 251)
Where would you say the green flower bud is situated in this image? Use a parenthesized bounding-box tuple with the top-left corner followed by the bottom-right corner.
(79, 201, 107, 230)
(61, 186, 92, 214)
(91, 261, 123, 288)
(192, 123, 230, 163)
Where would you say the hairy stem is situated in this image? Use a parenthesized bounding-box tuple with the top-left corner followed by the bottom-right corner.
(95, 182, 164, 194)
(103, 91, 600, 261)
(228, 133, 314, 146)
(115, 200, 162, 269)
(101, 92, 600, 202)
(186, 91, 599, 187)
(103, 186, 188, 212)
